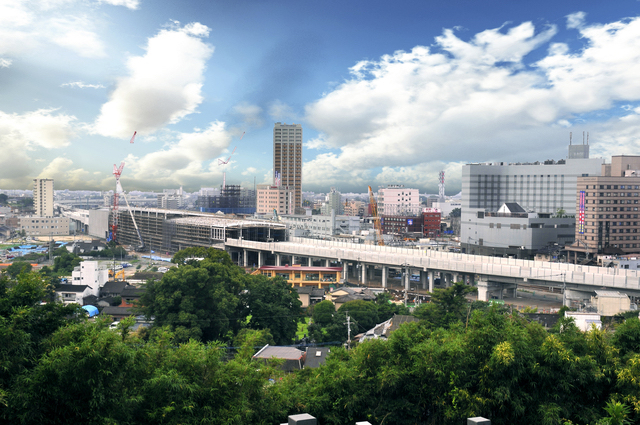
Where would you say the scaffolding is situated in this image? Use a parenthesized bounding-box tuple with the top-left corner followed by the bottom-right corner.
(112, 207, 286, 254)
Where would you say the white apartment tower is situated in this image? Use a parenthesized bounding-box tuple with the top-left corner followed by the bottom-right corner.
(273, 123, 302, 211)
(321, 187, 344, 215)
(33, 178, 54, 217)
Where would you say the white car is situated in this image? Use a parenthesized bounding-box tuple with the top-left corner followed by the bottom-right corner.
(109, 321, 119, 330)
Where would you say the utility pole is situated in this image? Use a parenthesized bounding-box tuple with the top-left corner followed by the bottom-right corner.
(345, 311, 351, 350)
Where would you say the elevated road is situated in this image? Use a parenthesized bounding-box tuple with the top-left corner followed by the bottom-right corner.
(226, 236, 640, 303)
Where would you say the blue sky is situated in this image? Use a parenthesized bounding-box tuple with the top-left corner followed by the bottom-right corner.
(2, 0, 640, 195)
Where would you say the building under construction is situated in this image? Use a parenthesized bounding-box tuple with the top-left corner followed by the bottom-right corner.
(113, 207, 285, 254)
(197, 185, 256, 215)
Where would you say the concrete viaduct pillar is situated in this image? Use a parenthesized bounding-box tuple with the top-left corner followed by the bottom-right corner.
(421, 270, 427, 290)
(243, 249, 248, 268)
(382, 265, 388, 289)
(361, 264, 367, 285)
(257, 251, 263, 268)
(428, 270, 434, 293)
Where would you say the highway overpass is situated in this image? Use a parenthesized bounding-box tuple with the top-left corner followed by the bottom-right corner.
(226, 237, 640, 305)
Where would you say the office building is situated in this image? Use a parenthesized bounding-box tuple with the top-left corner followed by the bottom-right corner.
(461, 142, 604, 257)
(33, 178, 54, 217)
(570, 156, 640, 257)
(273, 122, 303, 212)
(256, 184, 295, 215)
(377, 185, 420, 216)
(19, 216, 70, 237)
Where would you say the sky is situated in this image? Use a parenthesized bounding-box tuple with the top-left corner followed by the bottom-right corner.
(2, 0, 640, 195)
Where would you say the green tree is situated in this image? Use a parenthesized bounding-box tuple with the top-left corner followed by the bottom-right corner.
(312, 300, 335, 326)
(4, 261, 32, 278)
(242, 275, 303, 345)
(0, 193, 7, 205)
(138, 250, 245, 343)
(52, 251, 82, 275)
(413, 281, 476, 328)
(449, 207, 461, 218)
(612, 317, 640, 359)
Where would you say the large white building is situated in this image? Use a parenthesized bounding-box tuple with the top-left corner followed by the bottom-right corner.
(461, 142, 604, 257)
(33, 178, 54, 217)
(280, 213, 360, 238)
(377, 185, 420, 216)
(273, 123, 303, 212)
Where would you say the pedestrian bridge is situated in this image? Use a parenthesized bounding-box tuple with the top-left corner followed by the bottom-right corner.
(226, 237, 640, 303)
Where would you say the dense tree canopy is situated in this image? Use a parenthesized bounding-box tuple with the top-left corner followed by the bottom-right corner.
(52, 251, 82, 275)
(3, 252, 640, 424)
(241, 275, 303, 345)
(4, 261, 32, 278)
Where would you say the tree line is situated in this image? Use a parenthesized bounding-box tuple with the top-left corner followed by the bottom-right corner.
(1, 247, 640, 424)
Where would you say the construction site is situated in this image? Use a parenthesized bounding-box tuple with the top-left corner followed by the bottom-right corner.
(114, 207, 286, 255)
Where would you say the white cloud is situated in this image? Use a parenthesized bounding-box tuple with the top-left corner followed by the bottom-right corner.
(303, 15, 640, 192)
(242, 167, 257, 176)
(233, 102, 263, 127)
(97, 0, 140, 10)
(48, 16, 107, 58)
(0, 109, 76, 186)
(117, 121, 232, 189)
(61, 81, 106, 89)
(93, 22, 214, 138)
(37, 157, 106, 189)
(0, 58, 12, 68)
(269, 100, 297, 121)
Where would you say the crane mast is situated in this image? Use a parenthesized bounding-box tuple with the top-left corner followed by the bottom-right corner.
(368, 185, 384, 246)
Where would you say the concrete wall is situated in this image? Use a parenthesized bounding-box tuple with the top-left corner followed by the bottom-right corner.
(89, 209, 110, 239)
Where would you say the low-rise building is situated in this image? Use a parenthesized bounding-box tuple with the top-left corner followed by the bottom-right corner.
(279, 213, 360, 238)
(252, 265, 342, 288)
(19, 216, 70, 237)
(590, 290, 632, 316)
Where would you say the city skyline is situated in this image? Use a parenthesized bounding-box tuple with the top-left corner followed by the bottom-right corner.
(2, 1, 640, 194)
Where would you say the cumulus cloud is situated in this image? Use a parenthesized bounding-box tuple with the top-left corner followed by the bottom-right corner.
(117, 121, 232, 189)
(303, 15, 640, 192)
(37, 157, 108, 189)
(93, 22, 214, 138)
(0, 109, 76, 186)
(0, 58, 12, 68)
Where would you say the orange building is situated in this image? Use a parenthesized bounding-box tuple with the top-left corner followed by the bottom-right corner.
(252, 265, 342, 288)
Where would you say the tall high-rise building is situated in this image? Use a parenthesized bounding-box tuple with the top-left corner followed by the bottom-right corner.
(273, 122, 302, 211)
(33, 178, 54, 217)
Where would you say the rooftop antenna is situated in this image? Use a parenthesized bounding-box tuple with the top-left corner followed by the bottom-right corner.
(587, 132, 589, 145)
(570, 132, 572, 145)
(583, 131, 585, 145)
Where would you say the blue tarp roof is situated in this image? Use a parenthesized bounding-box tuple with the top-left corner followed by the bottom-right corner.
(82, 305, 99, 317)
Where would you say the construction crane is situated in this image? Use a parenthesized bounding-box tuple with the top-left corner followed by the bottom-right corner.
(218, 146, 237, 190)
(368, 186, 384, 246)
(110, 161, 145, 251)
(108, 162, 125, 243)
